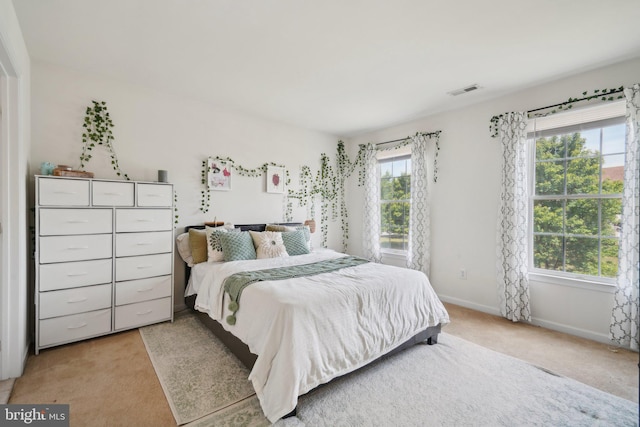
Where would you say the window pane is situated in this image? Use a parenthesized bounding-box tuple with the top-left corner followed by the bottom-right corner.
(565, 237, 598, 276)
(380, 177, 393, 200)
(566, 199, 598, 236)
(601, 238, 619, 278)
(533, 235, 563, 272)
(566, 157, 600, 194)
(536, 136, 565, 159)
(392, 159, 407, 177)
(536, 160, 565, 195)
(601, 199, 622, 237)
(602, 123, 626, 155)
(602, 154, 624, 194)
(380, 202, 409, 250)
(580, 128, 601, 154)
(380, 162, 392, 178)
(533, 200, 563, 233)
(565, 132, 589, 158)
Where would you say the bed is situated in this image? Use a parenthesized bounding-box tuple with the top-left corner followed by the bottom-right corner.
(180, 223, 450, 422)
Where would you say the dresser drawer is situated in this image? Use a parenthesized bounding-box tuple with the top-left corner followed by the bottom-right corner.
(116, 253, 172, 281)
(40, 259, 112, 291)
(38, 178, 90, 206)
(137, 183, 172, 207)
(115, 231, 173, 257)
(39, 309, 111, 347)
(116, 209, 172, 232)
(93, 180, 135, 206)
(115, 297, 171, 330)
(116, 275, 172, 305)
(39, 208, 112, 236)
(39, 234, 112, 264)
(39, 283, 112, 319)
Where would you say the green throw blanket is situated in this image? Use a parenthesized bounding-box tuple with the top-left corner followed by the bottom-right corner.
(223, 256, 369, 325)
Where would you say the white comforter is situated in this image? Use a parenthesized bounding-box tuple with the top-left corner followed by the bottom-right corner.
(190, 250, 450, 422)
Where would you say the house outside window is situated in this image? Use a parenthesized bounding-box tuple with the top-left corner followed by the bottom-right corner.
(529, 102, 626, 283)
(379, 153, 411, 254)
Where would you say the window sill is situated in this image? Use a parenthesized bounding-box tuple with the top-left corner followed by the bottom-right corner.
(528, 271, 616, 294)
(380, 250, 407, 260)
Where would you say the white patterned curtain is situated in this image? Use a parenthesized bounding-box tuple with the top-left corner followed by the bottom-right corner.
(610, 84, 640, 350)
(496, 112, 531, 322)
(406, 134, 430, 276)
(362, 143, 381, 262)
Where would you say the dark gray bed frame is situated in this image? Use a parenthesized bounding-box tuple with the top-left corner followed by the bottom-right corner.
(183, 223, 441, 417)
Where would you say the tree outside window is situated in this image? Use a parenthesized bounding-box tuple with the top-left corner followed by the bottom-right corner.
(532, 121, 624, 278)
(379, 155, 411, 252)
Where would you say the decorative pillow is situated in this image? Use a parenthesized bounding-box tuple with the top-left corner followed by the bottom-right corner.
(249, 231, 289, 259)
(266, 224, 312, 251)
(219, 231, 257, 261)
(281, 230, 311, 256)
(188, 228, 208, 264)
(206, 226, 228, 262)
(175, 232, 194, 266)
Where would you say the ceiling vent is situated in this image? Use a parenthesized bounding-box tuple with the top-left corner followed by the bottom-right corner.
(447, 84, 481, 96)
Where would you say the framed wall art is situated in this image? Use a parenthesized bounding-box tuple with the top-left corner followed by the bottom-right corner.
(208, 158, 232, 191)
(266, 165, 285, 194)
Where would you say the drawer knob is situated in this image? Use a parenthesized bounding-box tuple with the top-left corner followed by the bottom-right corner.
(135, 218, 155, 222)
(54, 191, 77, 195)
(146, 194, 161, 197)
(136, 264, 153, 269)
(136, 242, 153, 246)
(103, 192, 123, 196)
(66, 219, 89, 223)
(67, 246, 89, 250)
(67, 297, 88, 304)
(67, 322, 88, 330)
(136, 287, 154, 293)
(136, 309, 153, 316)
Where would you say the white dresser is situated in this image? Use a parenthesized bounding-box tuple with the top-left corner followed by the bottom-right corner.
(35, 176, 174, 353)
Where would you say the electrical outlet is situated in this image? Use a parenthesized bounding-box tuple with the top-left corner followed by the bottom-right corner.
(459, 268, 467, 280)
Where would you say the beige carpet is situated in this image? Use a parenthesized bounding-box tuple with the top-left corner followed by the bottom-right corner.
(7, 303, 638, 426)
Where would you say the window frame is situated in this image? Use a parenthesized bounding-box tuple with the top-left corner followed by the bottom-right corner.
(526, 110, 625, 289)
(378, 153, 411, 256)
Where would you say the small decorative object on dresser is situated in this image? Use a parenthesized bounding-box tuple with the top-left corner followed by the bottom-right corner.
(34, 175, 174, 354)
(266, 165, 285, 193)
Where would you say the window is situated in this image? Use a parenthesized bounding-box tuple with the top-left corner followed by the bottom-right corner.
(379, 154, 411, 253)
(529, 102, 625, 281)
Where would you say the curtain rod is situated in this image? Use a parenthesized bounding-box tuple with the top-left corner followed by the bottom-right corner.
(528, 87, 624, 114)
(375, 131, 441, 146)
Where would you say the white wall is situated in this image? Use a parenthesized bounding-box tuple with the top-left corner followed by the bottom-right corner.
(0, 0, 31, 379)
(345, 57, 640, 343)
(30, 61, 342, 310)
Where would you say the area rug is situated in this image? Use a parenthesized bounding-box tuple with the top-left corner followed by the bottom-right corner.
(139, 311, 255, 425)
(145, 312, 639, 427)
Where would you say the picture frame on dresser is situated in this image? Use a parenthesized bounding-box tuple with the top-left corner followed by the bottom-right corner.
(34, 175, 175, 354)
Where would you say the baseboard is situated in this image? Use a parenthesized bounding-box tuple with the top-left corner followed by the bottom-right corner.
(439, 294, 612, 345)
(438, 295, 501, 316)
(173, 302, 187, 313)
(530, 317, 611, 345)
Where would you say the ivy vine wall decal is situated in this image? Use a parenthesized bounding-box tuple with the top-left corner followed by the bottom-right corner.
(80, 100, 130, 180)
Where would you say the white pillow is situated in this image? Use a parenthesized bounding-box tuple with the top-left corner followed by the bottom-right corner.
(249, 231, 289, 259)
(175, 232, 194, 267)
(206, 225, 235, 262)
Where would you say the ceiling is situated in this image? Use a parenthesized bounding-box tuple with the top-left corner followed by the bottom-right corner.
(12, 0, 640, 137)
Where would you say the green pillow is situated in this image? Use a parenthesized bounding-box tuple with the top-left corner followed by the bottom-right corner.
(281, 230, 310, 256)
(219, 231, 257, 261)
